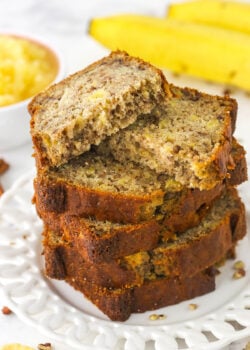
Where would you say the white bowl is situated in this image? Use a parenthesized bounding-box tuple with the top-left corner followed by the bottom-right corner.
(0, 32, 65, 151)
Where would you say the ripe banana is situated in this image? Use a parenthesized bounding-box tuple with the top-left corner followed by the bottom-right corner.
(89, 14, 250, 91)
(168, 0, 250, 35)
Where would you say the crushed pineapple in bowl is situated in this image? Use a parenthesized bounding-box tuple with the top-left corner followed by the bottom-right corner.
(0, 32, 65, 150)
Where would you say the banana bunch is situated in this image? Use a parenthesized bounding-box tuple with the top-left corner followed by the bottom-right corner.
(89, 3, 250, 92)
(168, 0, 250, 35)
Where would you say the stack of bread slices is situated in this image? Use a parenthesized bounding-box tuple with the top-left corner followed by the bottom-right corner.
(29, 51, 247, 322)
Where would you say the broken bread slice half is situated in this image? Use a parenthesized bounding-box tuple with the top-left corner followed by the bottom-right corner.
(29, 51, 170, 168)
(100, 84, 237, 190)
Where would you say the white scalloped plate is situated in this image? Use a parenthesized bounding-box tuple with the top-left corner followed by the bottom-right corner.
(0, 171, 250, 350)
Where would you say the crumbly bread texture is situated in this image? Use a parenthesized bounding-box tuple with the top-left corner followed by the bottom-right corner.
(101, 84, 237, 190)
(29, 51, 170, 168)
(34, 139, 247, 224)
(43, 188, 246, 289)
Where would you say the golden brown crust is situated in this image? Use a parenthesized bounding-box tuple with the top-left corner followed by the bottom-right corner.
(40, 214, 161, 263)
(161, 183, 223, 230)
(34, 140, 247, 225)
(173, 86, 236, 186)
(43, 190, 246, 289)
(38, 183, 222, 263)
(44, 243, 141, 288)
(228, 141, 248, 185)
(65, 268, 215, 321)
(34, 177, 163, 223)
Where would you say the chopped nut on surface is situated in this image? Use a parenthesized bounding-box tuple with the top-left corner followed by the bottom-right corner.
(1, 306, 12, 315)
(37, 344, 52, 350)
(149, 313, 166, 321)
(233, 260, 245, 270)
(233, 268, 246, 279)
(0, 158, 9, 175)
(158, 314, 166, 320)
(188, 303, 198, 310)
(0, 183, 3, 196)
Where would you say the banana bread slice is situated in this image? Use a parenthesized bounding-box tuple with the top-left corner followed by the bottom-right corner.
(40, 214, 161, 263)
(67, 267, 216, 321)
(34, 139, 247, 224)
(102, 84, 237, 190)
(29, 51, 170, 168)
(43, 188, 246, 289)
(43, 239, 215, 322)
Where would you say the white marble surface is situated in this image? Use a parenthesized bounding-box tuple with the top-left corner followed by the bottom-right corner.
(0, 0, 250, 349)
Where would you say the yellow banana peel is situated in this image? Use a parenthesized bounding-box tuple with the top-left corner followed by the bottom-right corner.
(89, 14, 250, 91)
(168, 0, 250, 35)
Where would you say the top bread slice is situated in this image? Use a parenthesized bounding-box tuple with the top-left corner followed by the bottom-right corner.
(100, 84, 237, 190)
(29, 51, 170, 168)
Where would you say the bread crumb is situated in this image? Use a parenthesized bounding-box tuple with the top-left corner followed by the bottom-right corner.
(233, 260, 245, 270)
(232, 260, 246, 279)
(233, 268, 246, 279)
(149, 313, 166, 320)
(1, 306, 12, 315)
(188, 303, 198, 310)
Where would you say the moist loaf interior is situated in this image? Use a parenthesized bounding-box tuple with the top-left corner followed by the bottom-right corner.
(40, 137, 244, 198)
(101, 84, 237, 189)
(29, 51, 170, 167)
